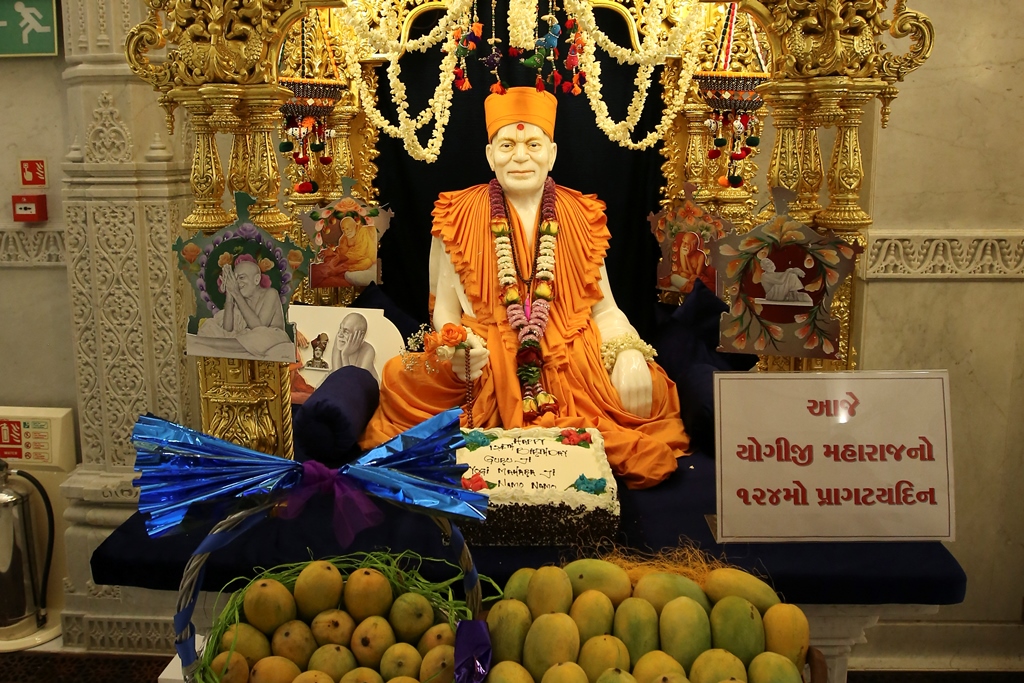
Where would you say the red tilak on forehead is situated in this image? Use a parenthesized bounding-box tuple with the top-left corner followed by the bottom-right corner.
(516, 123, 525, 130)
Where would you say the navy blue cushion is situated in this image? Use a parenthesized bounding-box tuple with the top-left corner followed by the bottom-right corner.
(652, 281, 758, 454)
(293, 366, 380, 467)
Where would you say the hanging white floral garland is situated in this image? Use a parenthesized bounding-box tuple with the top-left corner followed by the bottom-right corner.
(508, 0, 540, 50)
(563, 0, 704, 150)
(336, 0, 473, 162)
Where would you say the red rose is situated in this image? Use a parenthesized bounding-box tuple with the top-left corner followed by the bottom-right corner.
(516, 346, 543, 365)
(461, 473, 488, 492)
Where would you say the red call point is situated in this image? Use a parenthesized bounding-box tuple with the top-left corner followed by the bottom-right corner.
(19, 159, 47, 187)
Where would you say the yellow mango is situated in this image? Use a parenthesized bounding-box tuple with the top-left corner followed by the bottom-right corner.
(630, 651, 683, 683)
(576, 635, 630, 683)
(505, 568, 538, 603)
(487, 598, 533, 663)
(569, 591, 615, 646)
(631, 574, 710, 617)
(541, 662, 589, 683)
(522, 612, 581, 683)
(527, 567, 575, 619)
(702, 569, 779, 616)
(686, 649, 746, 683)
(419, 644, 456, 683)
(562, 560, 632, 607)
(762, 604, 809, 672)
(486, 660, 536, 683)
(659, 596, 710, 674)
(345, 568, 395, 622)
(209, 651, 248, 683)
(709, 596, 764, 668)
(612, 598, 659, 669)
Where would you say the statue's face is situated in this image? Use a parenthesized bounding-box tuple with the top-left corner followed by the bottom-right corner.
(485, 122, 557, 196)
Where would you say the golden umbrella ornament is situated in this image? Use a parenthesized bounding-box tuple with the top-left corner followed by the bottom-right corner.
(693, 3, 769, 188)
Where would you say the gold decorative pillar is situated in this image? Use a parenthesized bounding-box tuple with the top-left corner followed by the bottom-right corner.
(199, 84, 249, 200)
(350, 61, 384, 203)
(758, 86, 803, 223)
(199, 357, 293, 458)
(816, 85, 878, 233)
(175, 89, 234, 232)
(794, 102, 825, 221)
(242, 85, 296, 236)
(321, 102, 359, 202)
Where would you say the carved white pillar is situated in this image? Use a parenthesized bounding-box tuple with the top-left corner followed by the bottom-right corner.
(800, 604, 941, 683)
(59, 0, 197, 652)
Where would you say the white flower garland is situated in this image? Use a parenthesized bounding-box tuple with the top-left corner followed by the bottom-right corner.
(563, 0, 700, 67)
(570, 1, 704, 150)
(337, 0, 471, 162)
(340, 0, 471, 55)
(508, 0, 539, 51)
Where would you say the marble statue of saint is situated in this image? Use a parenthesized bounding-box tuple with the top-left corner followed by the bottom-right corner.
(359, 88, 688, 489)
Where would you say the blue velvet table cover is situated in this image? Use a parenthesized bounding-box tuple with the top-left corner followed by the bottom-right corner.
(91, 447, 965, 605)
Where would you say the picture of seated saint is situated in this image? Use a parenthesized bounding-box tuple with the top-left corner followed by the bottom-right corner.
(311, 202, 378, 288)
(192, 255, 294, 362)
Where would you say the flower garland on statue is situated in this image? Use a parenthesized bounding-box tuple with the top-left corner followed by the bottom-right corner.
(489, 178, 559, 421)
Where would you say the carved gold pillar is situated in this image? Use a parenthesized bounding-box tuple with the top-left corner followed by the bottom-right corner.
(199, 84, 249, 201)
(793, 102, 824, 221)
(175, 89, 234, 232)
(816, 85, 877, 233)
(350, 61, 383, 203)
(657, 58, 690, 203)
(242, 85, 296, 236)
(320, 102, 359, 202)
(758, 86, 803, 223)
(683, 102, 714, 201)
(228, 117, 252, 199)
(198, 357, 293, 458)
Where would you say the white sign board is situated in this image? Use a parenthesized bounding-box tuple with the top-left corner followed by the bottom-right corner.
(715, 371, 954, 542)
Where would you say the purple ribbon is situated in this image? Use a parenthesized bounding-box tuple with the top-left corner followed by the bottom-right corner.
(454, 620, 491, 683)
(279, 460, 385, 547)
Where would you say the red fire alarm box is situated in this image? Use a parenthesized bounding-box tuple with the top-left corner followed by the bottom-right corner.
(12, 195, 47, 223)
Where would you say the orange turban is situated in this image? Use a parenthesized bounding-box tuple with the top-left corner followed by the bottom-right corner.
(484, 87, 558, 141)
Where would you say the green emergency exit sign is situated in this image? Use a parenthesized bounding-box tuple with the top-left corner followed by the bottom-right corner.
(0, 0, 58, 57)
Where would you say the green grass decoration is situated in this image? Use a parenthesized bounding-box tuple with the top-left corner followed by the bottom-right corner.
(197, 550, 498, 683)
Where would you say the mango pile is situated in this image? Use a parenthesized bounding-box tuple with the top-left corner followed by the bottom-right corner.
(209, 560, 461, 683)
(207, 558, 810, 683)
(488, 560, 809, 683)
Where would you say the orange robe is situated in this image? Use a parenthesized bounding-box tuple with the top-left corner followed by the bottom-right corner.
(360, 184, 689, 489)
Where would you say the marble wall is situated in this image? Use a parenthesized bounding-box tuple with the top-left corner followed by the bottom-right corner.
(0, 56, 75, 416)
(852, 0, 1024, 666)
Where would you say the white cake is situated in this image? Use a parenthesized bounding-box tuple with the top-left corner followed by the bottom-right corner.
(456, 427, 620, 546)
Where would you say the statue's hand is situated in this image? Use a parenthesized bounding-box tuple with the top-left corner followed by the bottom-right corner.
(611, 349, 653, 418)
(452, 332, 489, 382)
